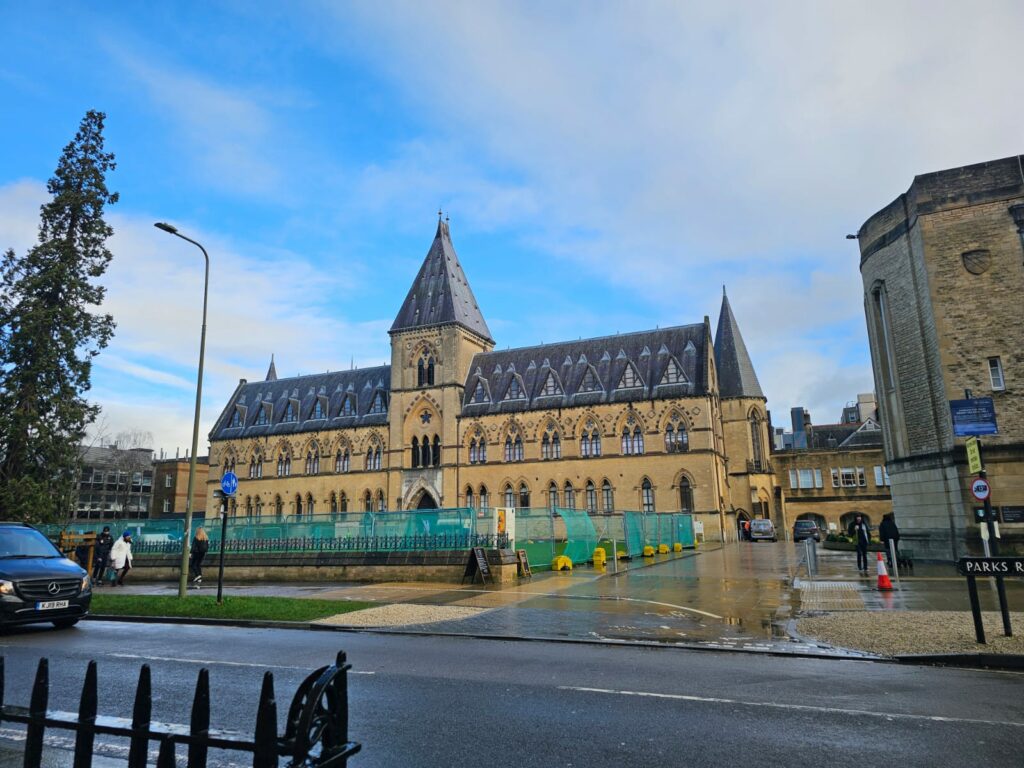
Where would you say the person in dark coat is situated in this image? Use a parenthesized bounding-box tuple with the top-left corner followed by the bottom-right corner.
(92, 526, 114, 585)
(188, 527, 210, 588)
(848, 515, 871, 575)
(879, 513, 900, 570)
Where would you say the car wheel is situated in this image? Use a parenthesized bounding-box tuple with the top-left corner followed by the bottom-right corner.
(52, 618, 79, 629)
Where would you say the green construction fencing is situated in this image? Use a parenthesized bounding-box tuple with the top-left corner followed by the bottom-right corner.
(589, 512, 695, 558)
(513, 507, 599, 571)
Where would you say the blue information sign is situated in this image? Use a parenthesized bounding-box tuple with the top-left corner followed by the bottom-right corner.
(949, 397, 998, 437)
(220, 471, 238, 496)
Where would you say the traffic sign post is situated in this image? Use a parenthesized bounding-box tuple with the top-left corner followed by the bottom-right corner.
(217, 472, 238, 605)
(967, 440, 1011, 637)
(966, 436, 983, 474)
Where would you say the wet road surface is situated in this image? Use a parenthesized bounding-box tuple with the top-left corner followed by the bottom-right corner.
(1, 621, 1022, 767)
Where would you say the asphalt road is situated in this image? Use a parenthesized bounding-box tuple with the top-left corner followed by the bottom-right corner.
(1, 621, 1022, 767)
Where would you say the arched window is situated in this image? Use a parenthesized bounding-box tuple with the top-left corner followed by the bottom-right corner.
(417, 358, 425, 387)
(548, 482, 558, 511)
(313, 400, 325, 419)
(679, 478, 693, 513)
(277, 454, 284, 476)
(518, 483, 530, 509)
(750, 413, 764, 471)
(306, 449, 319, 475)
(602, 480, 614, 512)
(580, 432, 590, 457)
(230, 498, 237, 517)
(504, 484, 515, 508)
(330, 493, 338, 515)
(631, 427, 644, 455)
(375, 447, 382, 470)
(665, 425, 674, 452)
(339, 492, 348, 513)
(586, 481, 597, 513)
(295, 493, 303, 519)
(255, 497, 263, 519)
(541, 433, 551, 460)
(621, 428, 631, 455)
(274, 495, 283, 518)
(469, 439, 478, 464)
(249, 455, 257, 478)
(306, 493, 315, 516)
(564, 481, 576, 510)
(479, 485, 490, 509)
(551, 433, 561, 459)
(284, 402, 297, 423)
(230, 410, 242, 427)
(641, 478, 655, 513)
(245, 496, 253, 517)
(427, 358, 435, 386)
(376, 490, 386, 513)
(514, 436, 524, 461)
(591, 432, 602, 457)
(465, 486, 475, 509)
(478, 439, 487, 463)
(363, 491, 372, 512)
(420, 437, 431, 468)
(432, 435, 441, 466)
(336, 448, 350, 473)
(504, 436, 512, 462)
(411, 437, 421, 468)
(341, 396, 355, 416)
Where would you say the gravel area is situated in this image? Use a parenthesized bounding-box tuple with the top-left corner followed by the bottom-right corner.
(315, 603, 488, 627)
(797, 611, 1024, 656)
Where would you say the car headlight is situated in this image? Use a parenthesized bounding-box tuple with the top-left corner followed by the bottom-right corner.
(80, 574, 91, 592)
(0, 580, 14, 595)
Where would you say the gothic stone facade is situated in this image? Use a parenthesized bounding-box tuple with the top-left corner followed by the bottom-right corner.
(206, 219, 773, 542)
(858, 155, 1024, 559)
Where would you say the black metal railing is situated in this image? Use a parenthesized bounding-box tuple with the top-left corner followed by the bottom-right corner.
(0, 651, 360, 767)
(132, 532, 507, 556)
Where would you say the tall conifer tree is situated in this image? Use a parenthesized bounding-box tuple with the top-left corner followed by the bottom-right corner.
(0, 111, 117, 522)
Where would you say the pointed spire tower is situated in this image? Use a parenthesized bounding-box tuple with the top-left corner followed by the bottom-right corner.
(265, 354, 278, 382)
(389, 215, 493, 343)
(714, 288, 764, 399)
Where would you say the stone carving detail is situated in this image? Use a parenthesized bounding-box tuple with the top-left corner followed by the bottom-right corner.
(961, 249, 991, 275)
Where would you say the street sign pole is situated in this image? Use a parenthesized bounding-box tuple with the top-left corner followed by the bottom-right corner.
(217, 472, 238, 606)
(971, 444, 1012, 637)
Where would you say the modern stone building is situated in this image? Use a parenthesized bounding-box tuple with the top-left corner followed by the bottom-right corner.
(857, 155, 1024, 559)
(206, 218, 776, 542)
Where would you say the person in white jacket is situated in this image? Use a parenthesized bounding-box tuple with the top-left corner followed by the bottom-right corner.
(109, 531, 134, 586)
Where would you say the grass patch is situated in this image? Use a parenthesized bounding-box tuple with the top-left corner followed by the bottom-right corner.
(91, 594, 375, 622)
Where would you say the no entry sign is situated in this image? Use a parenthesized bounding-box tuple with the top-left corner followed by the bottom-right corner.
(971, 477, 991, 501)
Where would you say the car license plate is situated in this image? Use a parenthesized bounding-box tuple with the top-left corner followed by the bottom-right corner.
(35, 600, 69, 610)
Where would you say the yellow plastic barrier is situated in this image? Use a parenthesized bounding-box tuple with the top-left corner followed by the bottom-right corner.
(673, 542, 683, 552)
(592, 548, 607, 565)
(552, 555, 573, 571)
(657, 543, 669, 554)
(617, 550, 628, 559)
(642, 545, 655, 557)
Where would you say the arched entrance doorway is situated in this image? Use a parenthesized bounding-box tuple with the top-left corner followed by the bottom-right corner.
(736, 509, 751, 541)
(415, 492, 439, 510)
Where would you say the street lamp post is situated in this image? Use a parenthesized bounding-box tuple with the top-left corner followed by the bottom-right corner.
(154, 222, 210, 598)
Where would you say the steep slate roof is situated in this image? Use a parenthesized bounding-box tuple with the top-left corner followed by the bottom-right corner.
(461, 324, 708, 416)
(389, 217, 493, 342)
(210, 366, 391, 441)
(714, 289, 764, 399)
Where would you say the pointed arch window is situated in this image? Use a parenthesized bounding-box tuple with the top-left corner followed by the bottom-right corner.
(504, 484, 515, 508)
(420, 437, 431, 467)
(602, 480, 614, 512)
(313, 400, 325, 419)
(548, 482, 558, 511)
(471, 381, 489, 403)
(469, 439, 478, 464)
(541, 433, 551, 460)
(284, 402, 297, 423)
(330, 492, 338, 515)
(541, 426, 561, 461)
(432, 435, 441, 466)
(230, 410, 242, 427)
(339, 492, 348, 513)
(256, 405, 269, 426)
(369, 392, 387, 415)
(591, 432, 602, 457)
(306, 493, 315, 516)
(619, 363, 642, 389)
(518, 483, 530, 509)
(641, 478, 655, 513)
(551, 433, 561, 459)
(305, 448, 319, 475)
(621, 428, 631, 455)
(580, 431, 590, 458)
(660, 359, 686, 385)
(340, 396, 355, 416)
(564, 481, 576, 510)
(411, 437, 421, 468)
(294, 493, 303, 519)
(363, 491, 372, 512)
(540, 372, 562, 396)
(274, 495, 283, 519)
(335, 448, 350, 473)
(376, 491, 385, 513)
(750, 413, 765, 472)
(245, 496, 253, 517)
(479, 485, 489, 509)
(632, 427, 645, 455)
(255, 497, 263, 519)
(466, 486, 475, 509)
(505, 378, 524, 400)
(585, 481, 597, 513)
(665, 420, 689, 453)
(579, 368, 601, 393)
(417, 358, 425, 387)
(679, 478, 693, 514)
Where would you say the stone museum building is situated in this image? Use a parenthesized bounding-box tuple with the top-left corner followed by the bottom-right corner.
(857, 155, 1024, 559)
(206, 217, 774, 542)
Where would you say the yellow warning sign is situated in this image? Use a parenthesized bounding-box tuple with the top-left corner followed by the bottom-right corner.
(966, 436, 982, 475)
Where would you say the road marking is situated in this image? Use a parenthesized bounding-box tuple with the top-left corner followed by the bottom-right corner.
(107, 652, 375, 674)
(557, 686, 1024, 728)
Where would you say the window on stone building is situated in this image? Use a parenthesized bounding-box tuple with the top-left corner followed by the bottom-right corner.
(514, 436, 523, 461)
(641, 478, 655, 513)
(294, 493, 303, 518)
(679, 479, 693, 514)
(632, 427, 644, 455)
(432, 435, 441, 466)
(505, 377, 524, 400)
(469, 439, 477, 464)
(989, 357, 1005, 391)
(339, 492, 347, 513)
(621, 428, 631, 455)
(504, 484, 515, 508)
(857, 467, 866, 487)
(590, 432, 601, 457)
(417, 356, 436, 387)
(306, 449, 319, 475)
(369, 392, 387, 414)
(586, 481, 597, 513)
(831, 468, 839, 488)
(541, 433, 551, 460)
(660, 359, 686, 385)
(420, 437, 431, 468)
(839, 467, 857, 488)
(336, 449, 350, 473)
(255, 497, 263, 519)
(466, 486, 474, 509)
(580, 432, 590, 458)
(518, 483, 530, 509)
(789, 469, 798, 489)
(274, 495, 283, 518)
(165, 475, 173, 488)
(873, 466, 891, 487)
(306, 493, 315, 516)
(798, 469, 814, 489)
(749, 413, 764, 471)
(411, 437, 420, 468)
(602, 480, 614, 512)
(540, 373, 562, 396)
(245, 496, 252, 517)
(376, 491, 386, 513)
(284, 402, 297, 423)
(341, 396, 356, 416)
(479, 485, 489, 509)
(471, 381, 489, 403)
(363, 491, 372, 511)
(564, 481, 576, 510)
(330, 493, 338, 515)
(579, 368, 601, 393)
(548, 482, 558, 511)
(230, 410, 242, 427)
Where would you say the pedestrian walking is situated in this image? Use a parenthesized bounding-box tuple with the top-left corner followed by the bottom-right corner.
(92, 526, 114, 585)
(189, 527, 209, 588)
(742, 519, 751, 541)
(109, 531, 134, 586)
(879, 513, 900, 571)
(848, 515, 871, 574)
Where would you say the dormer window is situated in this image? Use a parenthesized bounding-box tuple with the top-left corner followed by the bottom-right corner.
(660, 358, 686, 385)
(471, 381, 489, 403)
(284, 402, 297, 423)
(313, 400, 325, 419)
(369, 392, 387, 415)
(579, 368, 601, 393)
(619, 363, 642, 389)
(505, 378, 524, 400)
(256, 404, 270, 426)
(340, 395, 355, 416)
(230, 410, 242, 427)
(540, 373, 562, 396)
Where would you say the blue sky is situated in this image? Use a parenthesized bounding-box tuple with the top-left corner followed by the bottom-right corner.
(3, 1, 1023, 454)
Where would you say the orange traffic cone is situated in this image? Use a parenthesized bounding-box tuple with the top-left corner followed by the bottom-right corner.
(876, 552, 893, 591)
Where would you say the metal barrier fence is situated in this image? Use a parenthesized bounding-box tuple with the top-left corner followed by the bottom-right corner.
(0, 652, 360, 767)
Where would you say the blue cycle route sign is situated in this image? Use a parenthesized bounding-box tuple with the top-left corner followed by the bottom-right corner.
(949, 397, 998, 437)
(220, 471, 238, 496)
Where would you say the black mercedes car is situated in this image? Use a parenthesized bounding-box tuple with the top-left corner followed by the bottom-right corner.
(0, 522, 92, 630)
